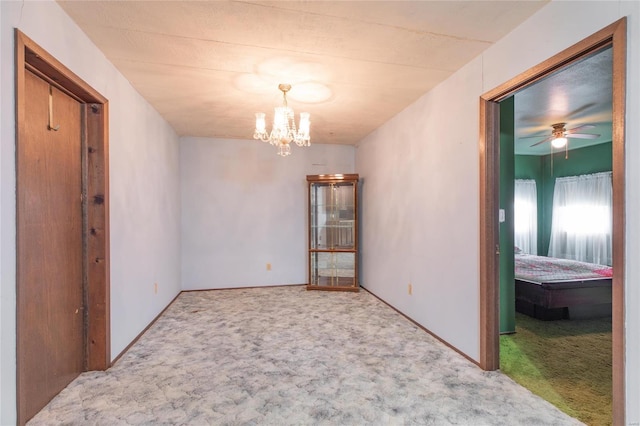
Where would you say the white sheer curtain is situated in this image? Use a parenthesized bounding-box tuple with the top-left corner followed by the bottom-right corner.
(514, 179, 538, 254)
(548, 171, 612, 265)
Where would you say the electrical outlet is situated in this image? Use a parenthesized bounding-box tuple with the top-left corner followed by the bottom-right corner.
(154, 282, 158, 294)
(408, 283, 412, 295)
(266, 263, 272, 271)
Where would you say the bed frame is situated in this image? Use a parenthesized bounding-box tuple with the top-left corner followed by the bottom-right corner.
(515, 278, 612, 320)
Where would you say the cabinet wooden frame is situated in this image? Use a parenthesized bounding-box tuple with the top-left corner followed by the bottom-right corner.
(306, 174, 359, 292)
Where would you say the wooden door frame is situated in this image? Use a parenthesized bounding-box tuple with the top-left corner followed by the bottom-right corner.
(478, 18, 626, 425)
(15, 30, 110, 424)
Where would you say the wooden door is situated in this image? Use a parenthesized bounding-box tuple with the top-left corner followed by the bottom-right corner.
(17, 70, 85, 422)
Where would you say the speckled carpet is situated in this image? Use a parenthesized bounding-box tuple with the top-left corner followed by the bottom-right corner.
(29, 286, 582, 425)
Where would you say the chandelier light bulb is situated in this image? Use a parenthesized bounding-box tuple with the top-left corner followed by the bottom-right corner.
(254, 113, 266, 134)
(298, 112, 311, 143)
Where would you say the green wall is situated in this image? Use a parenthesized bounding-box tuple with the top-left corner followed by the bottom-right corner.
(514, 142, 612, 256)
(499, 97, 515, 334)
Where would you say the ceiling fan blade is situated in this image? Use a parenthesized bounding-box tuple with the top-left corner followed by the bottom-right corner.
(567, 133, 600, 140)
(567, 124, 596, 133)
(529, 136, 553, 147)
(518, 134, 549, 139)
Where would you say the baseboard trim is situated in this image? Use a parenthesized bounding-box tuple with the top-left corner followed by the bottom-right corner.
(181, 283, 306, 292)
(361, 286, 481, 368)
(111, 291, 182, 366)
(111, 284, 478, 370)
(112, 284, 305, 365)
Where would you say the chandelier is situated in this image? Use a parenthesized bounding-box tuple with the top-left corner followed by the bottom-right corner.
(253, 83, 311, 156)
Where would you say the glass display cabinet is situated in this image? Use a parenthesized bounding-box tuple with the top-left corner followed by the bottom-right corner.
(306, 174, 359, 292)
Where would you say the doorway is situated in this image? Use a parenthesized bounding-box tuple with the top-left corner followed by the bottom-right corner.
(500, 46, 615, 423)
(478, 18, 626, 425)
(15, 30, 110, 425)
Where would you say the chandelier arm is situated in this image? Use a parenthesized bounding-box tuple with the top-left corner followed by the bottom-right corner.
(253, 130, 269, 142)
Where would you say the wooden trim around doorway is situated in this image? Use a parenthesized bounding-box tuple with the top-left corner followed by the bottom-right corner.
(478, 18, 626, 425)
(478, 99, 500, 371)
(15, 29, 110, 423)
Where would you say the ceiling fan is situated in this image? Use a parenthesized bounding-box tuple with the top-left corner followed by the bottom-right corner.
(528, 122, 600, 148)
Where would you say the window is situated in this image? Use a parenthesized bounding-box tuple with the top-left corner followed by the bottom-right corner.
(514, 179, 537, 254)
(548, 171, 612, 265)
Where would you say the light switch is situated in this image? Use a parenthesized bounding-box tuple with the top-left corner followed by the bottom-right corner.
(499, 209, 506, 223)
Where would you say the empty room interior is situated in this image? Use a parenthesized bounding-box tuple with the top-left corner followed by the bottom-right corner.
(1, 1, 639, 425)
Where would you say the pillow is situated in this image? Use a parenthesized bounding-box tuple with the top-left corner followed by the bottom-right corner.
(514, 246, 523, 254)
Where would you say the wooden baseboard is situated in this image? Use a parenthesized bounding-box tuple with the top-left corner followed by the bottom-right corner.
(361, 286, 480, 367)
(111, 292, 182, 365)
(181, 283, 306, 292)
(112, 284, 478, 371)
(112, 284, 306, 364)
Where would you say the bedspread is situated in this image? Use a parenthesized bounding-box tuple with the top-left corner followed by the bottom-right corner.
(515, 253, 613, 283)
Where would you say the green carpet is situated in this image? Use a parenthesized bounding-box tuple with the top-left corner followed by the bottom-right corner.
(500, 313, 612, 426)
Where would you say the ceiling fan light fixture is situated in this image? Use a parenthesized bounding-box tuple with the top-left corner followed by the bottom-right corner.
(551, 136, 568, 148)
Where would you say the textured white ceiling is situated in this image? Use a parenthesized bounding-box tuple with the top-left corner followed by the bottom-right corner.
(514, 47, 613, 156)
(57, 0, 549, 145)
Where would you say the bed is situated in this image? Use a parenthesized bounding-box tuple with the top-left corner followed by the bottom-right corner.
(514, 252, 613, 320)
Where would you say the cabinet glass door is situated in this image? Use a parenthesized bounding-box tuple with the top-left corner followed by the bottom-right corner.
(310, 252, 356, 287)
(310, 182, 355, 250)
